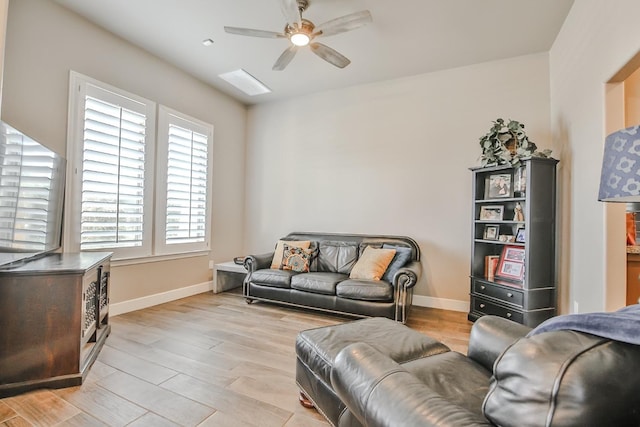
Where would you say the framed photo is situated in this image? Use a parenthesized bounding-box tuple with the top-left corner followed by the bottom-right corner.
(496, 245, 525, 282)
(479, 205, 504, 221)
(503, 246, 525, 262)
(515, 227, 526, 243)
(485, 173, 513, 199)
(483, 225, 499, 240)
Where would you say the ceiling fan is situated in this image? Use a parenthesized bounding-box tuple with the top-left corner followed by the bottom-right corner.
(224, 0, 372, 70)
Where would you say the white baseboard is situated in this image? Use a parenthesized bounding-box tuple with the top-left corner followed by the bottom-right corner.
(412, 294, 469, 312)
(110, 281, 213, 316)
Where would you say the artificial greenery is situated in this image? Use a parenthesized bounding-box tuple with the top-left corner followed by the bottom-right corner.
(478, 118, 552, 167)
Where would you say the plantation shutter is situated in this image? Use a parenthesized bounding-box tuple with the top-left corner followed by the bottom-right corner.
(0, 131, 57, 251)
(80, 95, 147, 250)
(165, 124, 208, 244)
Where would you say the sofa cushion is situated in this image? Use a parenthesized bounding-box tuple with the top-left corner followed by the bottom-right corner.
(317, 241, 358, 274)
(249, 268, 298, 288)
(336, 279, 394, 301)
(381, 244, 413, 283)
(281, 243, 312, 273)
(270, 240, 311, 269)
(483, 330, 640, 427)
(349, 246, 396, 280)
(358, 241, 383, 256)
(401, 351, 491, 419)
(291, 272, 348, 295)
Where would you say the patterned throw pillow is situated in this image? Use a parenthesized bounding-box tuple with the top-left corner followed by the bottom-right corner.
(281, 243, 312, 273)
(270, 240, 311, 269)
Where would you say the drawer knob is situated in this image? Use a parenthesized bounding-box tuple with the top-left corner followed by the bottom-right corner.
(480, 285, 486, 290)
(507, 292, 513, 298)
(506, 312, 512, 318)
(480, 303, 485, 309)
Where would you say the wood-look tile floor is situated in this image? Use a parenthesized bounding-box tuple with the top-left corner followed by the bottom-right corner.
(0, 290, 472, 427)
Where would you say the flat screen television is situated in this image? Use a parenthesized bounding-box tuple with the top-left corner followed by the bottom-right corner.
(0, 120, 66, 269)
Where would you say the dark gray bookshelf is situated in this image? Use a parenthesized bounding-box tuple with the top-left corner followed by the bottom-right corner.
(469, 157, 558, 327)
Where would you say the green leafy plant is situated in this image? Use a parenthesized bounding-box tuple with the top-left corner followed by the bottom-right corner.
(478, 118, 552, 167)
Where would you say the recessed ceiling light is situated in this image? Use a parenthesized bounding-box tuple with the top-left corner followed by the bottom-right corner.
(202, 38, 214, 46)
(218, 69, 271, 96)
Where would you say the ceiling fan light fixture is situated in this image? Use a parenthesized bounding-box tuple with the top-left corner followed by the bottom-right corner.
(290, 32, 310, 46)
(225, 1, 372, 70)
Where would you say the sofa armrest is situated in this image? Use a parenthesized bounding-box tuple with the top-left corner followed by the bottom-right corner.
(244, 252, 273, 273)
(467, 315, 531, 372)
(331, 343, 492, 427)
(393, 260, 422, 289)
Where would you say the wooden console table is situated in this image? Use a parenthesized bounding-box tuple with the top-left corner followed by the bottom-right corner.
(0, 252, 112, 397)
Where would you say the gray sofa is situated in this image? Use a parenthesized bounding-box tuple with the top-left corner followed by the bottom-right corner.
(243, 232, 421, 323)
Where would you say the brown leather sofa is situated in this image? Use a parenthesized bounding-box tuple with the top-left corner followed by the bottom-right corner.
(243, 232, 421, 323)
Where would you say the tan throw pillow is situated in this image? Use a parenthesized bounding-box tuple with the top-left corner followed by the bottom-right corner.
(271, 240, 311, 269)
(349, 246, 397, 281)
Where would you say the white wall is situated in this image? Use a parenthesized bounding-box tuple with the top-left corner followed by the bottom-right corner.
(549, 0, 640, 313)
(245, 53, 552, 308)
(2, 0, 247, 305)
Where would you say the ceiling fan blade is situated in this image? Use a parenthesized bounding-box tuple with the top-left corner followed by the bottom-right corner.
(224, 26, 285, 38)
(313, 10, 372, 38)
(273, 46, 299, 71)
(310, 42, 351, 68)
(280, 0, 302, 27)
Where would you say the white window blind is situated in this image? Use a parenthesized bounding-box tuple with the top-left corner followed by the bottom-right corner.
(0, 131, 57, 250)
(80, 96, 147, 250)
(156, 106, 213, 255)
(67, 72, 156, 259)
(165, 124, 208, 244)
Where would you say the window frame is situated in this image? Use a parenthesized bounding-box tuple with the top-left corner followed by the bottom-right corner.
(66, 72, 215, 262)
(155, 105, 214, 255)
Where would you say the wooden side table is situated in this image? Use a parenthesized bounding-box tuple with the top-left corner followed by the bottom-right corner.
(213, 261, 246, 293)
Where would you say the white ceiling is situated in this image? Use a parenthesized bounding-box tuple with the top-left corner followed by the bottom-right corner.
(52, 0, 574, 105)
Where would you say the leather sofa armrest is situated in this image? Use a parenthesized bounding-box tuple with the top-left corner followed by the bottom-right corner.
(331, 343, 492, 427)
(393, 260, 422, 289)
(244, 252, 274, 272)
(467, 315, 531, 372)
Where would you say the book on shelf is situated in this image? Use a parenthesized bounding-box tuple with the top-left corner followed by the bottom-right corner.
(484, 255, 500, 280)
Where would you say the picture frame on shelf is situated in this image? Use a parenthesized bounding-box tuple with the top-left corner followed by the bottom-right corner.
(496, 245, 525, 281)
(483, 225, 499, 240)
(485, 173, 513, 199)
(479, 205, 504, 221)
(515, 227, 526, 243)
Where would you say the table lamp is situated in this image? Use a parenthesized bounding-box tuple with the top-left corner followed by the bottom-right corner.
(599, 125, 640, 304)
(599, 125, 640, 202)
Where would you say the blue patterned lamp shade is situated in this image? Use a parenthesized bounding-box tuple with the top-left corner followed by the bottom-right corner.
(599, 125, 640, 202)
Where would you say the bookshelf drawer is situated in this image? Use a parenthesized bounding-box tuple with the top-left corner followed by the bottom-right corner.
(473, 281, 524, 307)
(472, 296, 523, 323)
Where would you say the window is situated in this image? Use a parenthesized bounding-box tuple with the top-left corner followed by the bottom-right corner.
(66, 72, 213, 260)
(155, 106, 213, 255)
